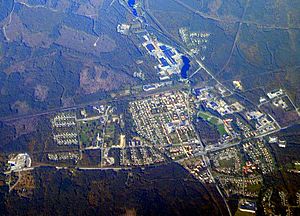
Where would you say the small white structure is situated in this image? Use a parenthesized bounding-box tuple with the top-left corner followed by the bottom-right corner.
(269, 136, 278, 144)
(267, 89, 283, 99)
(117, 24, 130, 35)
(259, 97, 267, 103)
(8, 153, 32, 172)
(233, 80, 243, 90)
(278, 140, 287, 148)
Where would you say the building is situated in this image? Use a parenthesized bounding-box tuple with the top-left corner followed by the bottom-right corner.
(268, 136, 278, 143)
(239, 201, 257, 214)
(267, 89, 283, 99)
(278, 140, 287, 148)
(8, 153, 32, 172)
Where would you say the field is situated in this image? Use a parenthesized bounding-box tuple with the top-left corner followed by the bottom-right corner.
(197, 111, 227, 136)
(219, 158, 235, 168)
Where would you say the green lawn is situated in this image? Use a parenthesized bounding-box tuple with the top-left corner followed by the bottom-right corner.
(246, 183, 262, 193)
(219, 158, 235, 168)
(294, 164, 300, 170)
(197, 111, 227, 136)
(80, 132, 89, 145)
(210, 117, 220, 125)
(217, 124, 227, 136)
(197, 111, 211, 120)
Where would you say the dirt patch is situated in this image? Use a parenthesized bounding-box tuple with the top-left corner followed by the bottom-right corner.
(77, 0, 104, 18)
(56, 26, 116, 55)
(239, 42, 263, 65)
(34, 85, 49, 102)
(11, 101, 30, 114)
(4, 14, 24, 42)
(62, 97, 75, 107)
(4, 61, 27, 75)
(208, 0, 223, 15)
(7, 117, 38, 138)
(80, 64, 132, 94)
(5, 14, 53, 48)
(124, 208, 137, 216)
(13, 171, 35, 198)
(22, 31, 53, 48)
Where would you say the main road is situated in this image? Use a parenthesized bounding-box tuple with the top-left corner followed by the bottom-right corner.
(0, 83, 187, 123)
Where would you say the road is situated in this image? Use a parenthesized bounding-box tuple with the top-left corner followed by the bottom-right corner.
(77, 167, 132, 171)
(9, 171, 21, 193)
(215, 0, 250, 78)
(0, 83, 186, 123)
(3, 0, 16, 42)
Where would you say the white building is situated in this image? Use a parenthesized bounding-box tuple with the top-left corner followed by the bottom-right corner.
(8, 153, 32, 172)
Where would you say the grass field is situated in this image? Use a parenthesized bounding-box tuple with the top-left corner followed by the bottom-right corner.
(197, 111, 227, 136)
(246, 183, 262, 193)
(219, 158, 235, 168)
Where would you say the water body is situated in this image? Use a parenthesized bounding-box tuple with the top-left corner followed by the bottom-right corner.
(128, 0, 138, 17)
(181, 56, 190, 79)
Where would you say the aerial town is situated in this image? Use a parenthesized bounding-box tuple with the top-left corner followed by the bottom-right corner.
(1, 0, 300, 215)
(4, 82, 298, 215)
